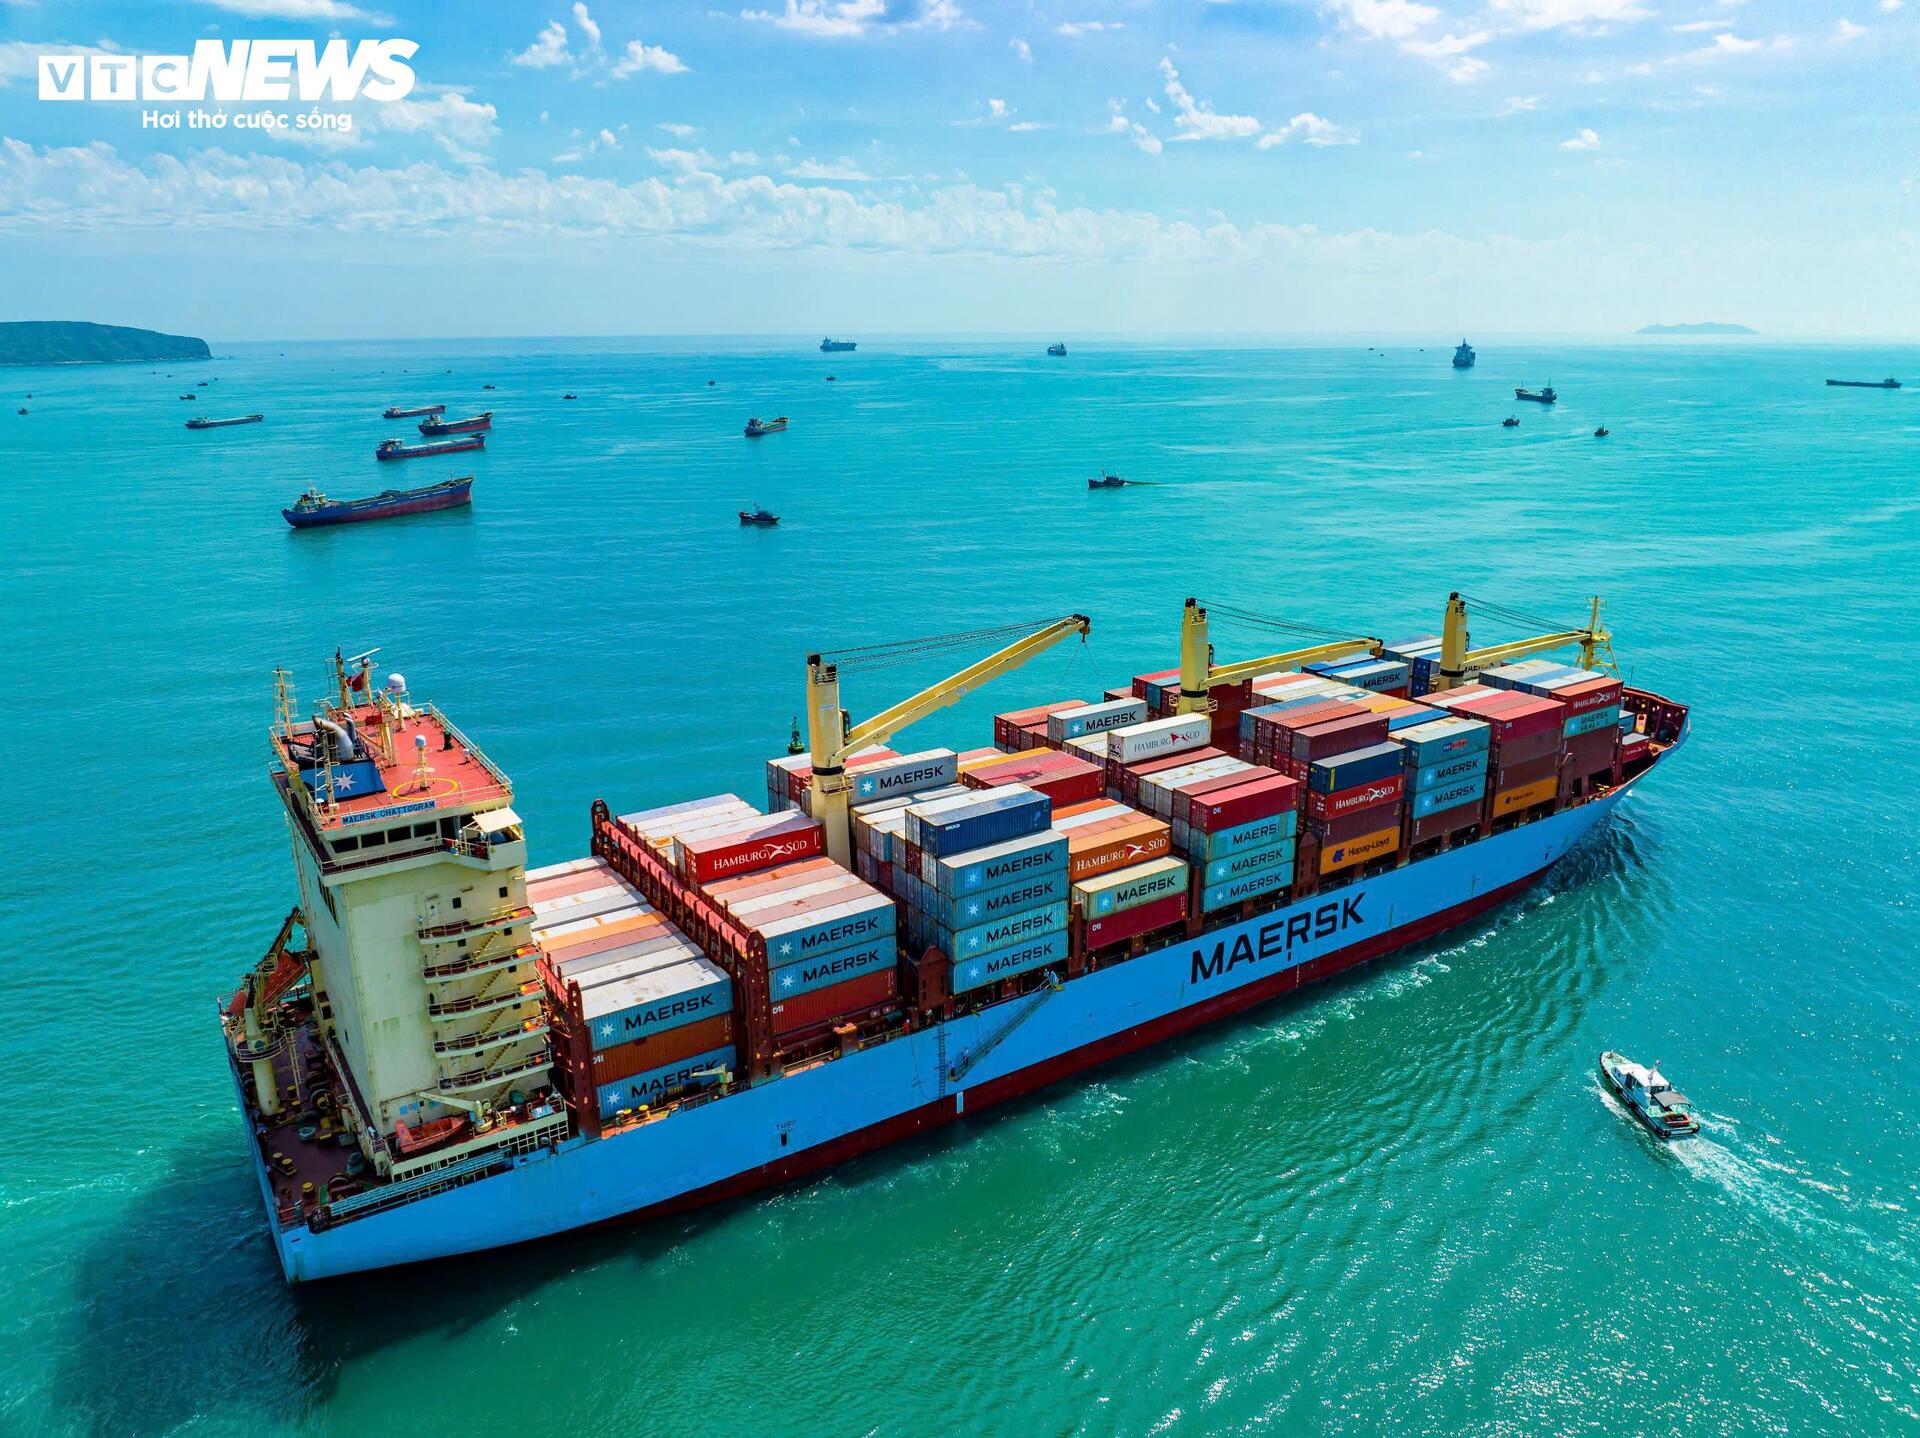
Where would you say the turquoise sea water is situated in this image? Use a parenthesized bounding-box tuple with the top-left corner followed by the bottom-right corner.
(4, 338, 1918, 1437)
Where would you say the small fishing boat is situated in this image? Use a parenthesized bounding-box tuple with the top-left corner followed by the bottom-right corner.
(186, 413, 264, 430)
(284, 476, 474, 529)
(376, 434, 485, 460)
(1825, 377, 1901, 389)
(419, 410, 492, 436)
(1594, 425, 1610, 437)
(1515, 384, 1558, 404)
(482, 383, 497, 391)
(15, 408, 25, 416)
(1502, 416, 1520, 428)
(563, 393, 578, 400)
(739, 507, 779, 526)
(744, 416, 789, 437)
(1047, 342, 1067, 357)
(1088, 472, 1129, 489)
(826, 375, 836, 382)
(1599, 1051, 1699, 1141)
(178, 393, 197, 400)
(383, 403, 445, 419)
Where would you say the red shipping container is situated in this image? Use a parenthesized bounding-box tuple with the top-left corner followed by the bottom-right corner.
(1103, 686, 1133, 703)
(1620, 731, 1651, 763)
(586, 1012, 736, 1083)
(1491, 728, 1563, 767)
(1451, 693, 1562, 743)
(1304, 773, 1405, 822)
(1494, 751, 1559, 792)
(1251, 699, 1365, 737)
(993, 700, 1084, 751)
(1082, 890, 1188, 949)
(1130, 669, 1181, 700)
(1191, 773, 1302, 833)
(1565, 728, 1618, 774)
(1289, 713, 1391, 763)
(1410, 801, 1481, 844)
(968, 750, 1105, 807)
(680, 813, 824, 883)
(770, 967, 896, 1037)
(1550, 676, 1624, 717)
(1175, 765, 1284, 829)
(1307, 803, 1402, 844)
(1111, 746, 1226, 806)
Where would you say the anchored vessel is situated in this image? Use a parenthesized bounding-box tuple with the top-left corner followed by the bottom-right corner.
(284, 478, 474, 529)
(1515, 385, 1557, 404)
(225, 596, 1687, 1282)
(376, 435, 484, 461)
(1048, 343, 1068, 357)
(419, 412, 493, 436)
(384, 404, 446, 419)
(186, 414, 264, 429)
(744, 416, 788, 437)
(1825, 377, 1901, 389)
(820, 338, 857, 353)
(1452, 340, 1475, 369)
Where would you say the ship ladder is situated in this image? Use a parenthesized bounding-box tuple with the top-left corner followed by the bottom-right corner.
(947, 971, 1061, 1086)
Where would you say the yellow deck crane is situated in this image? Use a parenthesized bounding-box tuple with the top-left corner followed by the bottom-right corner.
(1435, 592, 1614, 691)
(805, 614, 1092, 866)
(1174, 598, 1382, 714)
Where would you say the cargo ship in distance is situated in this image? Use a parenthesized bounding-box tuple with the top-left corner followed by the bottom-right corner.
(376, 435, 484, 461)
(820, 339, 857, 352)
(186, 413, 263, 429)
(384, 403, 446, 419)
(283, 477, 474, 529)
(419, 411, 492, 436)
(1825, 377, 1901, 389)
(1515, 384, 1557, 404)
(224, 595, 1687, 1281)
(1452, 340, 1475, 369)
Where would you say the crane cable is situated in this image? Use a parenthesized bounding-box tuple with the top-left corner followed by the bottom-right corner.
(823, 617, 1084, 675)
(1199, 600, 1371, 645)
(1455, 593, 1588, 638)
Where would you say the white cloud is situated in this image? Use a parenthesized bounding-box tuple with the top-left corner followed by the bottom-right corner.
(728, 149, 762, 165)
(1490, 0, 1650, 30)
(659, 122, 699, 138)
(1328, 0, 1438, 40)
(511, 20, 572, 68)
(740, 0, 965, 38)
(1010, 36, 1032, 60)
(1159, 56, 1261, 141)
(1880, 0, 1901, 11)
(1499, 94, 1543, 114)
(196, 0, 395, 21)
(611, 38, 688, 75)
(1259, 112, 1359, 146)
(988, 97, 1009, 120)
(598, 128, 620, 148)
(0, 40, 117, 88)
(371, 89, 500, 163)
(1056, 19, 1123, 35)
(785, 155, 878, 180)
(1835, 17, 1866, 38)
(572, 2, 603, 48)
(1107, 102, 1163, 155)
(1402, 30, 1492, 81)
(1560, 126, 1601, 149)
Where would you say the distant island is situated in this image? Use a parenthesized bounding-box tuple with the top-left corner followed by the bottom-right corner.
(0, 321, 210, 366)
(1636, 322, 1758, 336)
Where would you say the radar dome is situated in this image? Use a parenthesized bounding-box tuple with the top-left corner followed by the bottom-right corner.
(386, 672, 407, 693)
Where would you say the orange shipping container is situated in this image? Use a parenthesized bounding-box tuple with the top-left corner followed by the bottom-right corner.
(586, 1012, 736, 1083)
(1319, 826, 1398, 875)
(1491, 777, 1556, 816)
(1068, 818, 1171, 880)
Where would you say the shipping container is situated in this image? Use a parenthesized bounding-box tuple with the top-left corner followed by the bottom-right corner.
(595, 1046, 734, 1119)
(1304, 774, 1405, 822)
(992, 700, 1086, 752)
(1411, 775, 1486, 818)
(1394, 714, 1491, 767)
(679, 812, 824, 884)
(1409, 748, 1489, 793)
(1410, 801, 1481, 844)
(579, 954, 733, 1051)
(1189, 772, 1301, 833)
(1446, 692, 1563, 743)
(1493, 751, 1559, 793)
(1492, 777, 1556, 816)
(1307, 741, 1403, 794)
(962, 749, 1106, 807)
(847, 749, 961, 805)
(1489, 726, 1563, 767)
(1108, 714, 1212, 764)
(1200, 861, 1293, 912)
(769, 967, 896, 1037)
(1138, 756, 1249, 818)
(769, 931, 895, 999)
(907, 785, 1051, 858)
(1549, 675, 1625, 717)
(929, 829, 1069, 897)
(944, 902, 1067, 960)
(1319, 826, 1399, 875)
(1201, 839, 1297, 887)
(1288, 712, 1392, 763)
(585, 1012, 735, 1084)
(927, 867, 1069, 929)
(1168, 763, 1267, 827)
(1082, 890, 1187, 949)
(1072, 856, 1189, 918)
(1320, 658, 1412, 693)
(1067, 818, 1171, 881)
(752, 890, 897, 965)
(1048, 697, 1150, 743)
(951, 930, 1069, 993)
(1306, 804, 1403, 844)
(1190, 808, 1298, 862)
(1563, 704, 1622, 739)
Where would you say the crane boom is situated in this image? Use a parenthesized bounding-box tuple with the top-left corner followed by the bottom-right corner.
(1435, 592, 1612, 690)
(1175, 599, 1380, 714)
(805, 614, 1091, 865)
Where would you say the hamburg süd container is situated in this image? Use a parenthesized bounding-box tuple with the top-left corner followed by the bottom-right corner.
(1307, 741, 1404, 794)
(1304, 774, 1405, 823)
(1108, 714, 1212, 765)
(1067, 817, 1172, 881)
(678, 811, 825, 884)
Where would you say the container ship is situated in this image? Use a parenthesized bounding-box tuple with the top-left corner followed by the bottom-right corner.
(820, 338, 857, 352)
(223, 596, 1687, 1282)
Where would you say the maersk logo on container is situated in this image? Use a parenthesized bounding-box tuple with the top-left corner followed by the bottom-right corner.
(38, 39, 418, 102)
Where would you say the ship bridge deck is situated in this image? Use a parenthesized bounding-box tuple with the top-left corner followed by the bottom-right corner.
(272, 703, 511, 832)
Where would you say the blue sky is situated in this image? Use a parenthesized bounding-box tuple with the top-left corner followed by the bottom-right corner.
(0, 0, 1912, 338)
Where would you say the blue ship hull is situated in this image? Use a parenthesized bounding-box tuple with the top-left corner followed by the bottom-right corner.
(240, 767, 1658, 1282)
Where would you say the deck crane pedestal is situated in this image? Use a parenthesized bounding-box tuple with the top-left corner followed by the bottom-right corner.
(805, 615, 1092, 867)
(1435, 592, 1614, 691)
(1174, 598, 1382, 715)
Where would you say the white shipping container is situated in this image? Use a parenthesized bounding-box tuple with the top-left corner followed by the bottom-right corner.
(1047, 697, 1149, 743)
(1107, 714, 1211, 764)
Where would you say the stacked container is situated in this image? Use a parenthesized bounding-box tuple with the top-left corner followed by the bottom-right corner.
(1102, 715, 1213, 801)
(1427, 685, 1566, 820)
(1051, 797, 1173, 885)
(530, 857, 735, 1122)
(1302, 737, 1404, 879)
(1380, 635, 1444, 696)
(960, 748, 1106, 807)
(1395, 714, 1492, 844)
(1179, 768, 1302, 912)
(764, 744, 899, 813)
(992, 700, 1086, 752)
(1482, 662, 1625, 785)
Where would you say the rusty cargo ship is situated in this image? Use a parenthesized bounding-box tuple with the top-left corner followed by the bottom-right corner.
(223, 595, 1687, 1281)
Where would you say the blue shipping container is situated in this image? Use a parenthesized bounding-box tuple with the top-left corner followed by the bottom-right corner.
(1564, 704, 1622, 738)
(1201, 862, 1293, 913)
(1411, 749, 1488, 794)
(1193, 809, 1299, 862)
(927, 867, 1069, 929)
(932, 830, 1068, 897)
(1203, 838, 1297, 887)
(596, 1046, 733, 1119)
(942, 901, 1067, 960)
(910, 788, 1051, 858)
(769, 932, 895, 1001)
(1412, 776, 1486, 818)
(951, 930, 1069, 994)
(1396, 716, 1491, 767)
(1308, 741, 1404, 794)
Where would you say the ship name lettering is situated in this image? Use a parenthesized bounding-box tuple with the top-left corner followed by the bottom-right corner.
(1189, 895, 1364, 984)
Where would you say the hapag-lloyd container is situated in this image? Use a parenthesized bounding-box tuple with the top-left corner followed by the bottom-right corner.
(847, 749, 960, 804)
(907, 785, 1051, 858)
(1048, 697, 1149, 743)
(1191, 808, 1297, 862)
(1202, 838, 1297, 887)
(1200, 861, 1293, 912)
(1410, 749, 1489, 793)
(1108, 714, 1211, 764)
(678, 812, 825, 883)
(1412, 775, 1485, 818)
(1395, 715, 1491, 767)
(1082, 890, 1187, 948)
(769, 932, 895, 999)
(951, 929, 1069, 993)
(930, 829, 1068, 896)
(595, 1045, 734, 1119)
(769, 967, 896, 1036)
(1492, 777, 1557, 815)
(928, 868, 1069, 929)
(1073, 856, 1188, 918)
(1304, 774, 1404, 822)
(579, 954, 733, 1050)
(1319, 826, 1398, 874)
(1307, 742, 1403, 794)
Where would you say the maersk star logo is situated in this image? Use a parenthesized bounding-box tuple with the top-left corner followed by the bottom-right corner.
(965, 900, 981, 919)
(599, 1023, 614, 1039)
(965, 933, 981, 951)
(965, 963, 982, 983)
(334, 771, 357, 792)
(780, 972, 796, 990)
(778, 940, 794, 957)
(858, 777, 877, 796)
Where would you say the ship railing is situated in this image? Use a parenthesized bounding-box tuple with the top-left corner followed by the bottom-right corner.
(421, 940, 538, 982)
(423, 704, 513, 798)
(417, 904, 532, 943)
(438, 1045, 552, 1094)
(427, 975, 541, 1020)
(434, 1012, 549, 1057)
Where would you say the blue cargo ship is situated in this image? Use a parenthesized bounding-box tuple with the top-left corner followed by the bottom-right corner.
(224, 610, 1685, 1282)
